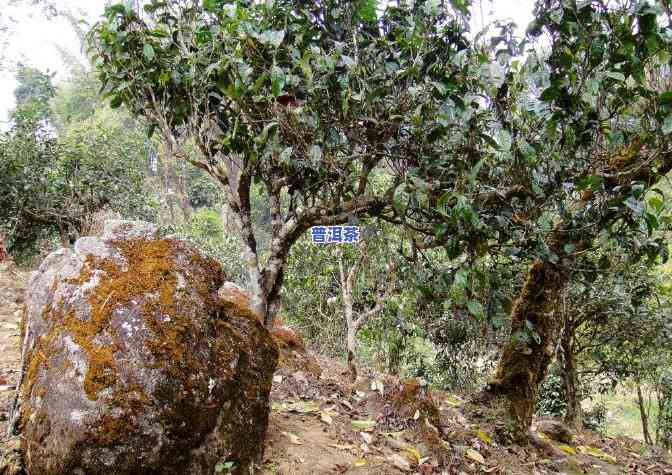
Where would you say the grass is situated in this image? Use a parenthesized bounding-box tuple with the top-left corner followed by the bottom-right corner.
(592, 385, 659, 442)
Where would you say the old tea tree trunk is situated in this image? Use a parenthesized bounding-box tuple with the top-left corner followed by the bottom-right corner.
(337, 243, 394, 382)
(485, 140, 672, 439)
(486, 250, 569, 440)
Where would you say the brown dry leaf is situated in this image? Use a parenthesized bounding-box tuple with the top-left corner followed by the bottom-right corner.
(333, 463, 349, 473)
(418, 463, 434, 475)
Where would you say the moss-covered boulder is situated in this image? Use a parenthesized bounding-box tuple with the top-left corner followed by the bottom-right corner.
(17, 220, 278, 475)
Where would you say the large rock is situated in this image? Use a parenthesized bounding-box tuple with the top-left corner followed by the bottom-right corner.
(534, 419, 575, 444)
(17, 221, 278, 474)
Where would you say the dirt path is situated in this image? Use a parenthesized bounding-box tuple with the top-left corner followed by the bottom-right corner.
(0, 262, 27, 472)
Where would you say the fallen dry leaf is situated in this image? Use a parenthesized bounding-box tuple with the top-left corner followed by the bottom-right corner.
(370, 380, 384, 394)
(320, 412, 333, 425)
(360, 432, 374, 444)
(389, 453, 411, 472)
(351, 420, 376, 430)
(465, 448, 485, 465)
(403, 446, 422, 464)
(557, 444, 576, 455)
(281, 431, 303, 445)
(328, 444, 355, 451)
(476, 429, 493, 445)
(576, 446, 617, 464)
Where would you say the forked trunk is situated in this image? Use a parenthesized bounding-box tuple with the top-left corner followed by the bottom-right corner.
(487, 260, 568, 435)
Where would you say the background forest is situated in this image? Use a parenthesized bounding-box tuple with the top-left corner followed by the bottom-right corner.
(2, 0, 672, 459)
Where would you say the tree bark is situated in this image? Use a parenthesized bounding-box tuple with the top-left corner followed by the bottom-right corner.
(486, 259, 568, 436)
(340, 248, 360, 382)
(561, 342, 582, 429)
(346, 324, 358, 383)
(636, 381, 653, 445)
(335, 242, 394, 382)
(558, 306, 582, 429)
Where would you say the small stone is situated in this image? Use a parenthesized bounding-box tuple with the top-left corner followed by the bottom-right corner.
(102, 219, 158, 241)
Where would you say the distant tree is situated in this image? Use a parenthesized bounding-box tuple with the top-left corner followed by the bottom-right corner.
(0, 65, 149, 255)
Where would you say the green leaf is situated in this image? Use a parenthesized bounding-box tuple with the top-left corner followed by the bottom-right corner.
(146, 123, 157, 139)
(107, 4, 127, 15)
(663, 114, 672, 135)
(449, 0, 470, 14)
(576, 175, 602, 191)
(309, 144, 322, 162)
(356, 0, 377, 22)
(271, 65, 285, 97)
(143, 43, 155, 61)
(659, 91, 672, 105)
(259, 30, 285, 48)
(110, 95, 123, 109)
(605, 71, 625, 81)
(624, 197, 644, 215)
(540, 86, 559, 102)
(467, 300, 485, 320)
(648, 196, 664, 213)
(203, 0, 220, 12)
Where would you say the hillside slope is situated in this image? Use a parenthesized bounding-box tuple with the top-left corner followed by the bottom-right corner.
(265, 339, 672, 474)
(0, 262, 670, 474)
